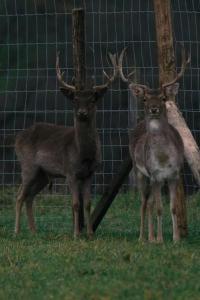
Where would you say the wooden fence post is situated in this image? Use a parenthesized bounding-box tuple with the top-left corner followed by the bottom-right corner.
(153, 0, 188, 237)
(72, 8, 86, 230)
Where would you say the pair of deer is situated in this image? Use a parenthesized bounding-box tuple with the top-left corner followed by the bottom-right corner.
(15, 47, 190, 242)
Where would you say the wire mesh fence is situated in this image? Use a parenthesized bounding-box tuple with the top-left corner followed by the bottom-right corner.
(0, 0, 199, 231)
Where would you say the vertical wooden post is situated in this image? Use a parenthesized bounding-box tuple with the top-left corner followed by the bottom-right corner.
(153, 0, 188, 237)
(72, 8, 86, 230)
(72, 8, 86, 90)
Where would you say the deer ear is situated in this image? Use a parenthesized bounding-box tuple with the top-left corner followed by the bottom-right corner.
(164, 83, 179, 97)
(129, 84, 145, 97)
(94, 86, 108, 100)
(60, 87, 75, 100)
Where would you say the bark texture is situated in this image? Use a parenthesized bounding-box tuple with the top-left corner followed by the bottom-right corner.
(154, 0, 188, 237)
(72, 8, 86, 229)
(166, 100, 200, 187)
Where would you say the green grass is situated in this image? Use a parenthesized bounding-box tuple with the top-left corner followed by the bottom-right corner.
(0, 191, 200, 300)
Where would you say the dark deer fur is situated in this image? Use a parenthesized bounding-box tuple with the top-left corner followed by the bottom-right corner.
(15, 53, 117, 237)
(117, 47, 189, 242)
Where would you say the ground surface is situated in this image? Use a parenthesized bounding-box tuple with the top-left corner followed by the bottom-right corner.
(0, 190, 200, 300)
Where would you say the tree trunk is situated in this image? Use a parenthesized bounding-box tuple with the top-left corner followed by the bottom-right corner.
(166, 100, 200, 186)
(72, 8, 86, 90)
(72, 8, 86, 230)
(153, 0, 188, 237)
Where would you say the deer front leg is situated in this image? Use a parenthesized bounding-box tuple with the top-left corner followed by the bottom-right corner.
(147, 194, 155, 242)
(25, 198, 36, 234)
(168, 180, 180, 242)
(139, 192, 148, 242)
(138, 172, 149, 242)
(82, 179, 93, 238)
(153, 183, 163, 243)
(69, 179, 80, 238)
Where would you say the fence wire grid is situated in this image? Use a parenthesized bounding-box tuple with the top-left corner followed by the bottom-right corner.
(0, 0, 200, 231)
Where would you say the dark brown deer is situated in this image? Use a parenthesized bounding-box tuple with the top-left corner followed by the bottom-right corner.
(118, 47, 190, 242)
(15, 53, 117, 238)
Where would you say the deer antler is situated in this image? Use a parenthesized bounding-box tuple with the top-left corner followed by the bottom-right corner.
(93, 52, 118, 91)
(162, 45, 191, 89)
(118, 48, 148, 91)
(118, 48, 134, 83)
(56, 52, 75, 92)
(56, 51, 117, 92)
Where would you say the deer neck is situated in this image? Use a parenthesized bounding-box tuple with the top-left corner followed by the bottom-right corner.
(74, 117, 97, 160)
(146, 115, 168, 134)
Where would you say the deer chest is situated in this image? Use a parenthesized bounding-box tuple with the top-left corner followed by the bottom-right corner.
(75, 159, 98, 180)
(135, 136, 181, 182)
(147, 141, 180, 181)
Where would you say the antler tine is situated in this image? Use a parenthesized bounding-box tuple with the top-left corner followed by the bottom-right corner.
(118, 47, 128, 82)
(162, 45, 191, 89)
(103, 53, 118, 82)
(56, 52, 75, 91)
(93, 52, 118, 90)
(118, 47, 136, 83)
(118, 48, 148, 91)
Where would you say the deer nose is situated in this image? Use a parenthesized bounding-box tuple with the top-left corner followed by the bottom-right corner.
(78, 109, 87, 115)
(150, 107, 159, 114)
(77, 109, 88, 119)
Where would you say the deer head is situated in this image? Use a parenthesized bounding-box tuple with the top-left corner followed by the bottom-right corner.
(117, 46, 190, 120)
(56, 52, 117, 122)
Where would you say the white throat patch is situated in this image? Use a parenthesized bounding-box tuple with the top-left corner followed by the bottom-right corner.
(149, 119, 160, 131)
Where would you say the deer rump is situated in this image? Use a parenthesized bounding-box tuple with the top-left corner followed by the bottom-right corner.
(15, 122, 100, 183)
(129, 120, 184, 182)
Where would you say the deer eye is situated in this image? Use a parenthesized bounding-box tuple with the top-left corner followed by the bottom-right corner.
(161, 96, 166, 101)
(90, 98, 96, 104)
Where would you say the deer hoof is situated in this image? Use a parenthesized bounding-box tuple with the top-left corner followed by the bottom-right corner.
(138, 236, 146, 243)
(30, 228, 36, 234)
(173, 237, 180, 243)
(14, 231, 20, 237)
(88, 228, 94, 238)
(148, 237, 156, 243)
(73, 232, 81, 240)
(87, 232, 94, 240)
(156, 237, 164, 244)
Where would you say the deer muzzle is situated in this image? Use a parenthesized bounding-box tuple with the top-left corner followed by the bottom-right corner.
(77, 109, 89, 121)
(148, 107, 161, 119)
(149, 107, 160, 115)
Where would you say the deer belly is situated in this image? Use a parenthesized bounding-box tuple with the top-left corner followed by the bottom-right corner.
(36, 151, 65, 176)
(149, 152, 179, 182)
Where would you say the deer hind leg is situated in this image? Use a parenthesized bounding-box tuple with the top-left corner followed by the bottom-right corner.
(15, 167, 48, 234)
(168, 180, 180, 242)
(25, 198, 35, 233)
(15, 185, 26, 234)
(15, 166, 36, 234)
(15, 185, 36, 234)
(69, 179, 80, 238)
(147, 193, 155, 242)
(82, 179, 93, 238)
(25, 171, 49, 233)
(139, 192, 148, 242)
(153, 183, 163, 243)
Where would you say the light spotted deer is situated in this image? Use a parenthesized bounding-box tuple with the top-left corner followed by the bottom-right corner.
(15, 52, 117, 238)
(118, 47, 190, 242)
